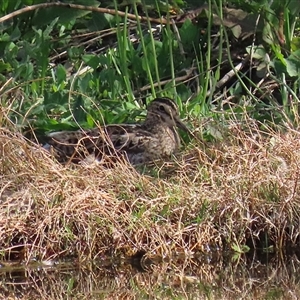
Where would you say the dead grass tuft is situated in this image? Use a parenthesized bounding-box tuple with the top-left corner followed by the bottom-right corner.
(1, 114, 300, 263)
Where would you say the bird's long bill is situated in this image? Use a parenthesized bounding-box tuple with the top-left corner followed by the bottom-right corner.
(175, 117, 190, 133)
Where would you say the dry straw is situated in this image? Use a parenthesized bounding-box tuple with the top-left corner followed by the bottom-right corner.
(1, 107, 300, 264)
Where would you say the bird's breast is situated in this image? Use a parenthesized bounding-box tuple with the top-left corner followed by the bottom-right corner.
(145, 126, 180, 157)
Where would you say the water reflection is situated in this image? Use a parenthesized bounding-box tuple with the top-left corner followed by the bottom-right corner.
(1, 252, 300, 299)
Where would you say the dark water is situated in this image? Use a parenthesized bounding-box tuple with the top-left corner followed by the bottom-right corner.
(1, 252, 300, 300)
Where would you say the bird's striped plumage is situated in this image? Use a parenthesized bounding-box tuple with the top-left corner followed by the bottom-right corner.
(43, 97, 189, 165)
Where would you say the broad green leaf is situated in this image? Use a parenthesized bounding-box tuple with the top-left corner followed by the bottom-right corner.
(86, 114, 94, 128)
(10, 26, 21, 41)
(285, 50, 300, 77)
(246, 45, 266, 59)
(291, 37, 300, 52)
(82, 54, 101, 69)
(285, 59, 298, 77)
(0, 60, 11, 72)
(56, 64, 67, 84)
(0, 33, 10, 42)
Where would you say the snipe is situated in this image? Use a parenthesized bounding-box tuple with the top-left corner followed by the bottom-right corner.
(43, 97, 189, 164)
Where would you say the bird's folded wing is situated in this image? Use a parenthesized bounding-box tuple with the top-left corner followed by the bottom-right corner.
(44, 124, 156, 159)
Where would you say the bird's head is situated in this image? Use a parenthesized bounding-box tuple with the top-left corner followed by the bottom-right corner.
(147, 97, 189, 132)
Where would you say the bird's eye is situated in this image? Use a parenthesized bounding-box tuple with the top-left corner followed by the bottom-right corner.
(159, 105, 166, 112)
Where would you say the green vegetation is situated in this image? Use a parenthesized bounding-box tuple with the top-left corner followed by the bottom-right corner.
(1, 0, 300, 272)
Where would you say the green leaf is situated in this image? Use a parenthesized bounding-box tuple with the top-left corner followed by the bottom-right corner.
(86, 114, 95, 128)
(10, 26, 21, 41)
(43, 17, 59, 38)
(82, 54, 101, 69)
(285, 59, 298, 77)
(246, 45, 266, 59)
(67, 46, 83, 59)
(285, 50, 300, 77)
(288, 0, 300, 16)
(179, 19, 199, 46)
(31, 4, 92, 27)
(0, 60, 11, 72)
(231, 243, 250, 253)
(72, 96, 86, 122)
(0, 33, 10, 42)
(291, 37, 300, 52)
(56, 64, 67, 84)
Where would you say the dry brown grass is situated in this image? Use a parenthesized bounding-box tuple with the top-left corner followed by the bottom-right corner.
(1, 112, 300, 265)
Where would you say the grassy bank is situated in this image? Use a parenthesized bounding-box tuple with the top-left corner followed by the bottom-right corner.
(1, 111, 300, 263)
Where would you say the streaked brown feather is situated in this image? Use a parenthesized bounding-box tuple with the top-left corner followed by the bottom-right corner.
(44, 97, 189, 165)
